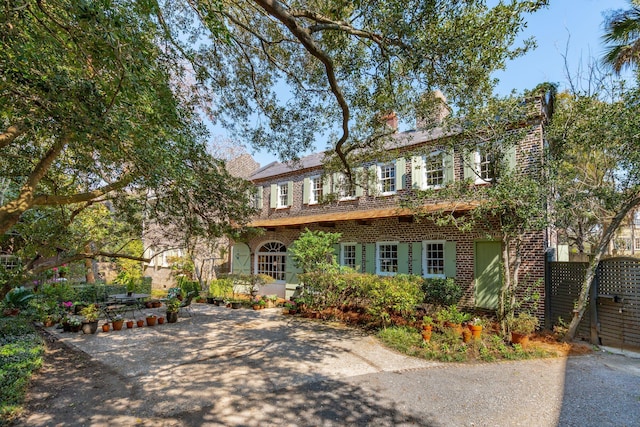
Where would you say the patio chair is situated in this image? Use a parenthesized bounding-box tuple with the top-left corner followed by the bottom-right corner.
(179, 291, 197, 317)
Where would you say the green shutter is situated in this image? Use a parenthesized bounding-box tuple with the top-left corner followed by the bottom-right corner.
(398, 242, 409, 274)
(355, 244, 363, 272)
(368, 164, 379, 196)
(333, 244, 340, 264)
(285, 248, 302, 284)
(444, 241, 457, 278)
(412, 242, 422, 276)
(270, 184, 277, 208)
(232, 243, 251, 274)
(411, 156, 423, 189)
(443, 149, 454, 184)
(287, 181, 293, 206)
(365, 243, 376, 273)
(395, 158, 406, 190)
(354, 167, 364, 197)
(463, 151, 475, 181)
(322, 175, 331, 201)
(303, 177, 310, 204)
(506, 145, 517, 172)
(256, 186, 263, 209)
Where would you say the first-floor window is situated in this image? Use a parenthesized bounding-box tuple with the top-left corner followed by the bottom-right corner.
(377, 242, 398, 275)
(423, 241, 445, 277)
(341, 243, 357, 270)
(256, 241, 286, 281)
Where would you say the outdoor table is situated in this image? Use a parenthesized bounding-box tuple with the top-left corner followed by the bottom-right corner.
(105, 293, 150, 318)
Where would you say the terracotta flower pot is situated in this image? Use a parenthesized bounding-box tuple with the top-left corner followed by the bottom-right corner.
(158, 317, 165, 324)
(146, 316, 157, 326)
(102, 323, 110, 332)
(469, 324, 483, 338)
(112, 320, 124, 331)
(462, 329, 472, 343)
(511, 332, 529, 349)
(126, 320, 134, 329)
(253, 305, 260, 310)
(137, 320, 145, 327)
(421, 329, 432, 342)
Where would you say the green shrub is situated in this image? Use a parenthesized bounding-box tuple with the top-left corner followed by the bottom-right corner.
(422, 277, 462, 307)
(435, 305, 471, 324)
(209, 278, 233, 297)
(0, 316, 44, 423)
(299, 271, 424, 325)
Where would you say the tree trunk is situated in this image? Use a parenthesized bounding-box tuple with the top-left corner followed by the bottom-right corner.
(498, 233, 511, 326)
(565, 195, 640, 341)
(84, 244, 95, 284)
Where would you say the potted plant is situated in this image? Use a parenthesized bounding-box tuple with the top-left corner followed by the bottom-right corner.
(230, 299, 242, 309)
(68, 316, 82, 332)
(112, 314, 125, 330)
(102, 322, 110, 332)
(80, 304, 100, 334)
(145, 313, 157, 326)
(165, 297, 180, 323)
(136, 318, 145, 327)
(507, 312, 539, 348)
(468, 318, 483, 339)
(2, 286, 34, 316)
(284, 301, 297, 314)
(126, 319, 134, 329)
(421, 316, 434, 342)
(435, 305, 471, 335)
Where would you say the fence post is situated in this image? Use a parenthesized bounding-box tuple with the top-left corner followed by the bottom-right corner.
(544, 250, 553, 330)
(589, 269, 600, 345)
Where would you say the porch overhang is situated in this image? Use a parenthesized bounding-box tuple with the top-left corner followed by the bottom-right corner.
(248, 202, 480, 228)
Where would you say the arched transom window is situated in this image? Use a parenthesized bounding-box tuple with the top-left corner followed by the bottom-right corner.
(256, 242, 286, 281)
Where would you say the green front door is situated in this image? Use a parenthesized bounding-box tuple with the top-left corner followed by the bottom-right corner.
(474, 241, 502, 310)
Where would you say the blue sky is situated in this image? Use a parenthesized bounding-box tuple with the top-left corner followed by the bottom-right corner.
(219, 0, 630, 166)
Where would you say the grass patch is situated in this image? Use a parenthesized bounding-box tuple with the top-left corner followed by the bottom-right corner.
(0, 315, 44, 425)
(377, 326, 555, 363)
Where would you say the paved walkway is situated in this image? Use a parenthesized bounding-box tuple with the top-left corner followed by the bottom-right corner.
(21, 304, 640, 426)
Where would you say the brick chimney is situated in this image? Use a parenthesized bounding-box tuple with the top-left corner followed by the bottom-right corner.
(416, 90, 450, 129)
(380, 111, 399, 131)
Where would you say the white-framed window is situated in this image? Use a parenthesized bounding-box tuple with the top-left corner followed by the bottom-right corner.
(474, 145, 495, 183)
(277, 182, 289, 208)
(376, 241, 398, 275)
(0, 255, 19, 270)
(423, 240, 445, 278)
(341, 243, 357, 270)
(335, 173, 356, 200)
(256, 241, 286, 282)
(378, 162, 396, 194)
(635, 238, 640, 251)
(424, 151, 445, 188)
(309, 175, 323, 204)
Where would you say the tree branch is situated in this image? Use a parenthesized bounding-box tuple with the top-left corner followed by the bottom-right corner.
(0, 124, 24, 149)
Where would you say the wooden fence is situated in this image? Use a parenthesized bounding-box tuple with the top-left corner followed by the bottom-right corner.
(547, 258, 640, 349)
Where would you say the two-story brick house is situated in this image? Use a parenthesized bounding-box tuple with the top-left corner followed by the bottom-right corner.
(232, 99, 550, 312)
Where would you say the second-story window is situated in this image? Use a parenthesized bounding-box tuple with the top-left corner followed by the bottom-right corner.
(336, 173, 356, 199)
(277, 183, 289, 208)
(378, 162, 396, 194)
(309, 176, 323, 204)
(475, 145, 495, 182)
(425, 151, 445, 187)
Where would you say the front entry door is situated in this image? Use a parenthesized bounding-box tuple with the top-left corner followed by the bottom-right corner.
(474, 241, 502, 310)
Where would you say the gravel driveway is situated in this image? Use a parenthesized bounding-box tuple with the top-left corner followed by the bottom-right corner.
(18, 304, 640, 426)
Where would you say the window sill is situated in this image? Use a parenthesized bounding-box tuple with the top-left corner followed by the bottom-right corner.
(275, 206, 291, 210)
(379, 191, 397, 197)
